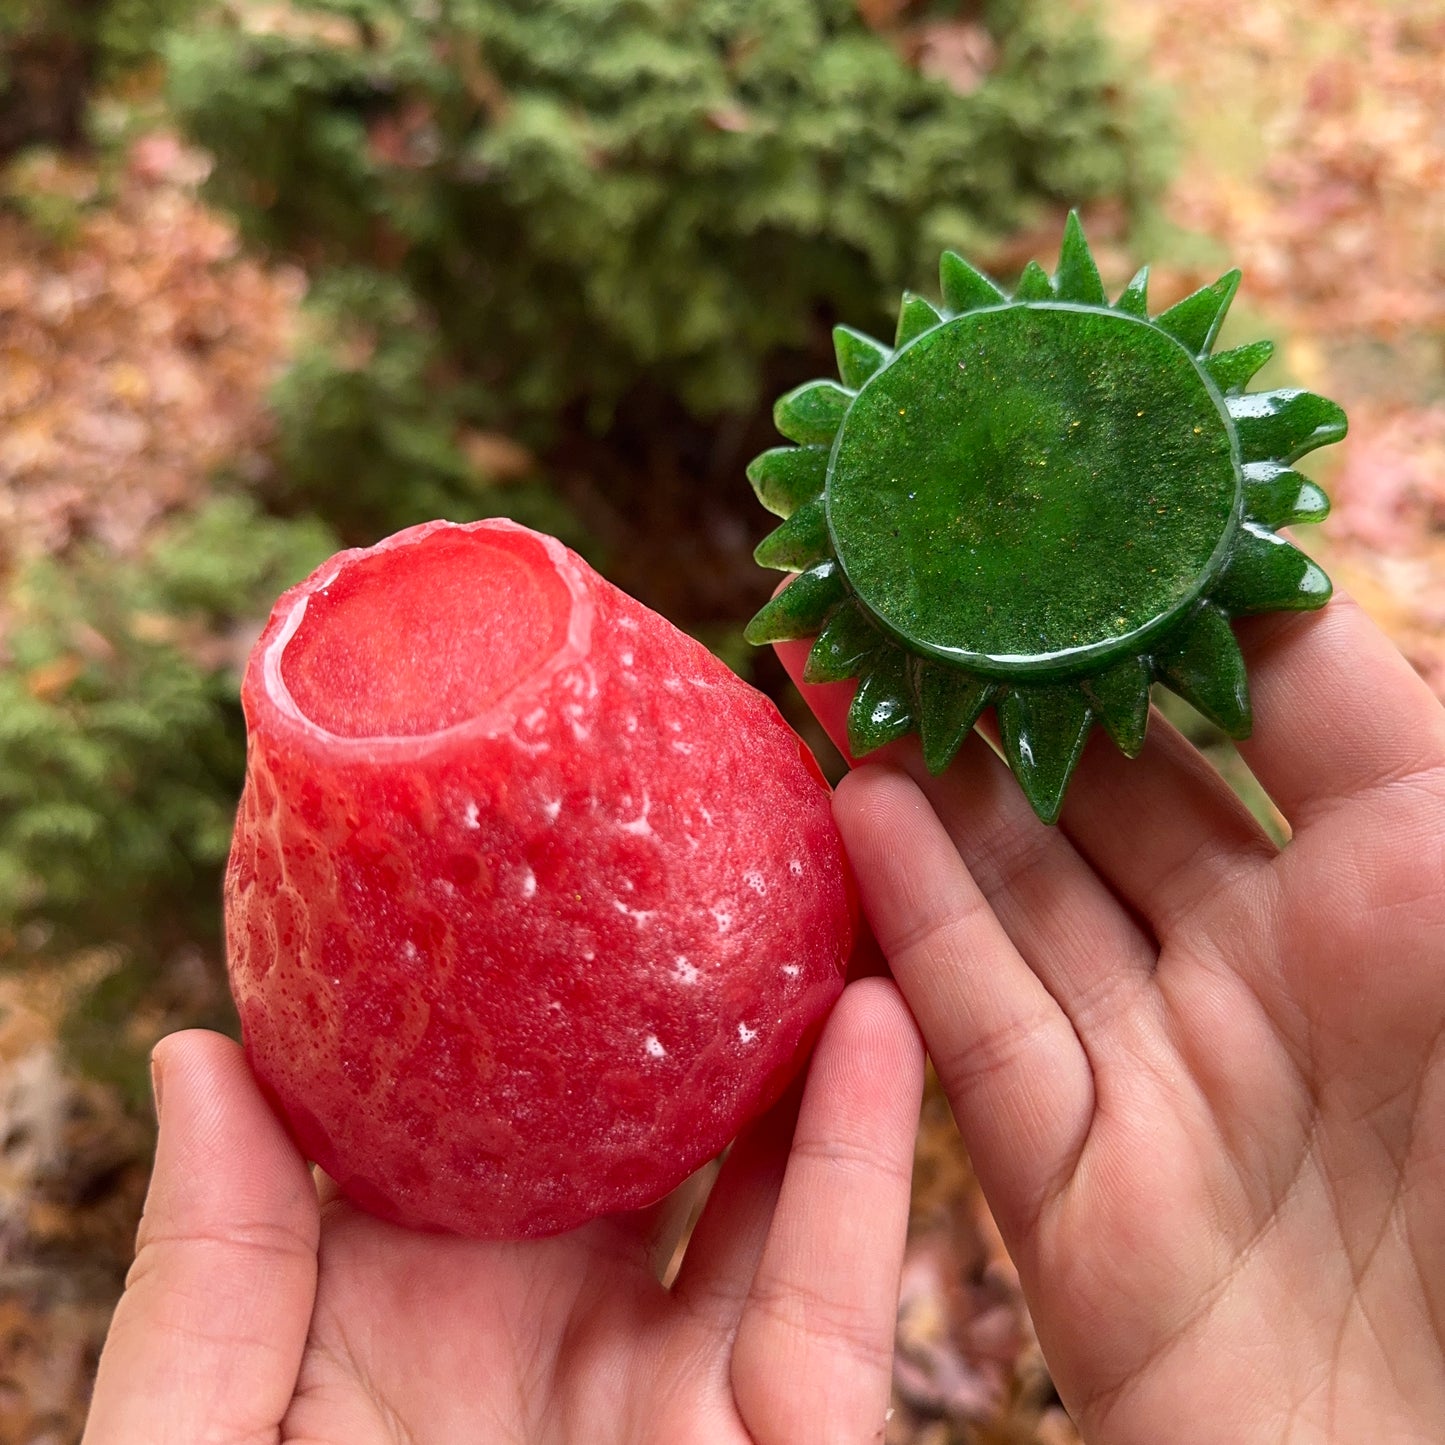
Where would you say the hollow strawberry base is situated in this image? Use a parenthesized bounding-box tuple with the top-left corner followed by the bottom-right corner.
(225, 520, 853, 1239)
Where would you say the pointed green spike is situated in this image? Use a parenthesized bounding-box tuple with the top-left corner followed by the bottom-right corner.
(1206, 338, 1274, 394)
(1082, 655, 1152, 757)
(1241, 461, 1331, 528)
(773, 380, 851, 445)
(1228, 389, 1349, 464)
(746, 445, 828, 519)
(804, 601, 879, 684)
(1053, 211, 1107, 306)
(895, 293, 944, 347)
(1154, 603, 1252, 737)
(1156, 270, 1241, 355)
(753, 497, 830, 571)
(1114, 264, 1150, 316)
(940, 249, 1006, 314)
(834, 326, 891, 390)
(1212, 525, 1332, 615)
(915, 663, 994, 774)
(996, 685, 1094, 824)
(1013, 260, 1054, 301)
(743, 560, 846, 642)
(744, 238, 1351, 798)
(847, 653, 916, 758)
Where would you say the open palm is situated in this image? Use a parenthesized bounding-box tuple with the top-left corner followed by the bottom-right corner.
(794, 596, 1445, 1443)
(83, 977, 923, 1445)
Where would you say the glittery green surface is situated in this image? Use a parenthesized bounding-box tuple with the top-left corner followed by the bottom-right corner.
(828, 306, 1239, 679)
(745, 214, 1346, 823)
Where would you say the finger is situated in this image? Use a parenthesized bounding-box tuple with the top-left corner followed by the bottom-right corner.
(670, 1074, 803, 1327)
(731, 979, 923, 1445)
(907, 730, 1158, 1029)
(83, 1031, 319, 1445)
(1235, 591, 1445, 828)
(833, 766, 1093, 1239)
(1055, 710, 1277, 940)
(777, 639, 1157, 1047)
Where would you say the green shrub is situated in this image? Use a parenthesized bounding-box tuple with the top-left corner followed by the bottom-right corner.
(269, 269, 588, 544)
(0, 0, 194, 155)
(0, 0, 194, 80)
(95, 0, 199, 78)
(170, 0, 1171, 508)
(0, 497, 337, 954)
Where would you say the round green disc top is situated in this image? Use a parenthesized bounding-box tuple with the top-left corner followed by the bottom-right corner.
(828, 305, 1240, 678)
(745, 213, 1346, 823)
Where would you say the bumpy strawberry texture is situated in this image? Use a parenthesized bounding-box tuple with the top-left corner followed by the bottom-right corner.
(225, 519, 854, 1239)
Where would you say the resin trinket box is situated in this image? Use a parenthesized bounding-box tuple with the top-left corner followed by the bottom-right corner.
(746, 214, 1346, 822)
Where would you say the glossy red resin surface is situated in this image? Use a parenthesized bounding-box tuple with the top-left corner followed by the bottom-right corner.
(225, 520, 853, 1238)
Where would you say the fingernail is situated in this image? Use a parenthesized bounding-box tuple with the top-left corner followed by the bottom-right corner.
(150, 1053, 166, 1123)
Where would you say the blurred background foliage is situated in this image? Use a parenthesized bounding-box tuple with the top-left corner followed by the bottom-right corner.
(1, 0, 196, 154)
(5, 0, 1441, 1439)
(0, 497, 336, 955)
(170, 0, 1165, 427)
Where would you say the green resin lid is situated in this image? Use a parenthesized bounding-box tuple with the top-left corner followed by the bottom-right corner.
(745, 214, 1345, 823)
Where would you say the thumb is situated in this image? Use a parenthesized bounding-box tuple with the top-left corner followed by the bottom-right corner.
(83, 1030, 320, 1445)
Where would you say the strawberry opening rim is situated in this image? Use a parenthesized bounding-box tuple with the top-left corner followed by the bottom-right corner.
(253, 519, 595, 756)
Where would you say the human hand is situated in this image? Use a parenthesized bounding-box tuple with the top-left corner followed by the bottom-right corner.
(781, 594, 1445, 1443)
(82, 977, 923, 1445)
